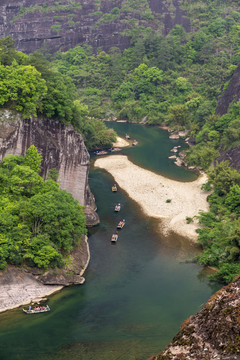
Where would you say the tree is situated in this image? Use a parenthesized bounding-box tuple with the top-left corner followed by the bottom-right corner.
(0, 62, 47, 118)
(0, 37, 17, 65)
(166, 104, 187, 126)
(0, 147, 87, 270)
(225, 185, 240, 213)
(208, 161, 240, 195)
(24, 145, 42, 173)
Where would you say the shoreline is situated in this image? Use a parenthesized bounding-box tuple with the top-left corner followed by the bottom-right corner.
(0, 236, 90, 314)
(95, 155, 209, 242)
(113, 136, 129, 148)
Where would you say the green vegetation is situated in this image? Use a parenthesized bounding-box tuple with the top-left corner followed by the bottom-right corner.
(0, 145, 86, 270)
(0, 37, 116, 150)
(11, 2, 81, 23)
(51, 24, 62, 32)
(2, 0, 240, 282)
(196, 162, 240, 283)
(50, 0, 240, 166)
(49, 0, 240, 283)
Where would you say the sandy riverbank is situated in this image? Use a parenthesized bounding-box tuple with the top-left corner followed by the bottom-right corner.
(113, 136, 129, 148)
(95, 155, 209, 242)
(0, 236, 90, 313)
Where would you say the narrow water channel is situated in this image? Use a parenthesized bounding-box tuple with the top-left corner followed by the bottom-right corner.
(0, 124, 220, 360)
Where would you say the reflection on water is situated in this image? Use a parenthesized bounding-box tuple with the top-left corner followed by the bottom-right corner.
(0, 124, 220, 360)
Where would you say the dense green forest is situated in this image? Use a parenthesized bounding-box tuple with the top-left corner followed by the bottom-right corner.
(1, 0, 240, 281)
(196, 162, 240, 282)
(49, 0, 240, 282)
(0, 145, 86, 270)
(50, 0, 240, 168)
(0, 37, 116, 150)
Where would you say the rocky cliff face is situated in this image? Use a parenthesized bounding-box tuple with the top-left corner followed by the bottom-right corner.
(153, 276, 240, 360)
(0, 109, 99, 226)
(215, 63, 240, 170)
(217, 145, 240, 171)
(216, 63, 240, 116)
(0, 0, 190, 54)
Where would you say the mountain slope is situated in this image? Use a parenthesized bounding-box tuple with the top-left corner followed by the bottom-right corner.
(0, 0, 190, 53)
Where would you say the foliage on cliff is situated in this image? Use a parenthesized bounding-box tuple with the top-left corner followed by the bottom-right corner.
(0, 145, 87, 271)
(50, 0, 240, 167)
(0, 37, 116, 150)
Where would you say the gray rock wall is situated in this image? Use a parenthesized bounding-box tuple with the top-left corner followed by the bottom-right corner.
(216, 63, 240, 116)
(0, 109, 99, 226)
(0, 0, 190, 54)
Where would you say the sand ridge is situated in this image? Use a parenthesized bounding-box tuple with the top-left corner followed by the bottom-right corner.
(95, 155, 209, 242)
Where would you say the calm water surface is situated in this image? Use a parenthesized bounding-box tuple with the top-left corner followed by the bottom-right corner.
(0, 124, 220, 360)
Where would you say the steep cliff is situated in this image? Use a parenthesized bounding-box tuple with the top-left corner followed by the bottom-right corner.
(216, 145, 240, 171)
(153, 276, 240, 360)
(0, 109, 99, 226)
(0, 0, 190, 54)
(216, 63, 240, 116)
(215, 63, 240, 170)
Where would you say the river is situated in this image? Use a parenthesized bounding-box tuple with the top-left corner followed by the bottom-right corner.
(0, 123, 220, 360)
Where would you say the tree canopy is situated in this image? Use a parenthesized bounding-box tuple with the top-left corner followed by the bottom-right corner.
(0, 146, 86, 270)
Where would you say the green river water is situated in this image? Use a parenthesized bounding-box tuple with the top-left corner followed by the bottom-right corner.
(0, 123, 220, 360)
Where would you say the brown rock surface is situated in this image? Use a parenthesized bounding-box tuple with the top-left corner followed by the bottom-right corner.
(155, 276, 240, 360)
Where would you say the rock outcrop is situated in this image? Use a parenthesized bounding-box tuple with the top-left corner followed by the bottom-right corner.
(153, 276, 240, 360)
(0, 235, 90, 313)
(0, 0, 190, 54)
(214, 63, 240, 170)
(0, 109, 99, 226)
(216, 63, 240, 116)
(216, 145, 240, 171)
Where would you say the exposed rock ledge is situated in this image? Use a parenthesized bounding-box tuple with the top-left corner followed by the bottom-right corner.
(0, 236, 90, 313)
(151, 275, 240, 360)
(0, 109, 98, 312)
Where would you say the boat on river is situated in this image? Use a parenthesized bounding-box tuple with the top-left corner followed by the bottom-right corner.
(111, 233, 118, 242)
(126, 134, 130, 139)
(111, 147, 122, 152)
(115, 203, 121, 212)
(95, 150, 108, 156)
(112, 184, 117, 192)
(23, 306, 50, 314)
(117, 219, 125, 229)
(132, 140, 138, 146)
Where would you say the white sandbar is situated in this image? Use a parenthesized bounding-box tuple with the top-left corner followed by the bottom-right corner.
(113, 136, 129, 148)
(95, 155, 209, 242)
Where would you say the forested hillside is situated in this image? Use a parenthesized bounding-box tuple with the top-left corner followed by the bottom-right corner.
(1, 0, 240, 281)
(0, 37, 116, 150)
(51, 0, 240, 169)
(50, 0, 240, 283)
